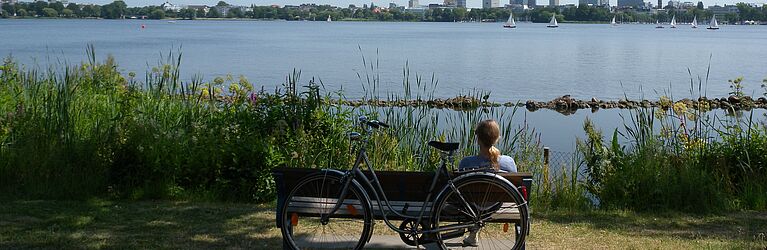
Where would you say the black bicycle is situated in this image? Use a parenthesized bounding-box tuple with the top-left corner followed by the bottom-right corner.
(279, 116, 530, 249)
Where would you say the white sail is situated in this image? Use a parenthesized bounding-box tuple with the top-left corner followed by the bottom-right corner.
(547, 14, 558, 27)
(670, 15, 677, 28)
(692, 16, 698, 28)
(708, 15, 719, 29)
(504, 12, 516, 27)
(327, 15, 332, 22)
(611, 16, 617, 25)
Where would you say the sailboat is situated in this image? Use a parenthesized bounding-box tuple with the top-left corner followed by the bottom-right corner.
(326, 15, 332, 22)
(504, 12, 516, 28)
(655, 20, 664, 28)
(670, 15, 677, 28)
(547, 14, 558, 28)
(691, 16, 698, 28)
(707, 15, 719, 29)
(611, 16, 617, 26)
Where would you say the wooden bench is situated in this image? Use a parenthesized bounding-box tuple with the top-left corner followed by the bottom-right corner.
(273, 167, 533, 227)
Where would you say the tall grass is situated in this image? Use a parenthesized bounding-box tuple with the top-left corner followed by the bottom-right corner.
(0, 49, 349, 201)
(0, 49, 564, 206)
(578, 72, 767, 212)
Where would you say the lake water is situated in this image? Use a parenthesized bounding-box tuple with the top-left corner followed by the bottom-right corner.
(3, 19, 767, 151)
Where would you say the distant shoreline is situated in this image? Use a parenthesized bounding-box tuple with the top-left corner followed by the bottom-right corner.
(4, 18, 767, 25)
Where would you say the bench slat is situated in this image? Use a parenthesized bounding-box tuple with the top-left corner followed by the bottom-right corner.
(286, 197, 520, 221)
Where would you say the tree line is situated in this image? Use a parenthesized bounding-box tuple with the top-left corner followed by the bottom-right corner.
(2, 0, 766, 22)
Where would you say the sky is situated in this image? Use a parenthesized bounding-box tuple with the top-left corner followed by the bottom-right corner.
(80, 0, 761, 10)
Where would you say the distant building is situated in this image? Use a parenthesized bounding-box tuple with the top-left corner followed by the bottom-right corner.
(579, 0, 598, 6)
(389, 2, 398, 8)
(666, 0, 680, 8)
(657, 0, 662, 8)
(161, 1, 183, 12)
(444, 0, 457, 7)
(408, 0, 419, 8)
(528, 0, 537, 7)
(483, 0, 500, 8)
(708, 4, 739, 14)
(457, 0, 467, 7)
(617, 0, 644, 8)
(186, 5, 209, 13)
(549, 0, 559, 6)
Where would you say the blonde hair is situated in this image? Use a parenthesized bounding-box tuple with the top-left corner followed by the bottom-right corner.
(475, 120, 501, 170)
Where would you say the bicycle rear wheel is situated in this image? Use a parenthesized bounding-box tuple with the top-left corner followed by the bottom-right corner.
(433, 176, 529, 250)
(280, 173, 372, 250)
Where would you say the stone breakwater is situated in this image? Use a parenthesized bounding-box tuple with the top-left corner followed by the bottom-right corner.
(328, 95, 767, 114)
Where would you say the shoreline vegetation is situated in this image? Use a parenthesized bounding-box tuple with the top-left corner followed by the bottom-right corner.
(2, 0, 767, 24)
(0, 49, 765, 217)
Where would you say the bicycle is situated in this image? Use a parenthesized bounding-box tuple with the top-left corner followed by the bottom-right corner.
(278, 116, 530, 249)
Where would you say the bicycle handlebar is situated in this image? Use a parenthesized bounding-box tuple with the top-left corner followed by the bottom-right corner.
(358, 116, 389, 130)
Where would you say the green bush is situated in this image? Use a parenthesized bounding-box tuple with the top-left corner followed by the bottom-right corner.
(0, 51, 350, 202)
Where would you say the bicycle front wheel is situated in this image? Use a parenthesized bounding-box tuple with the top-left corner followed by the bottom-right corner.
(280, 172, 372, 250)
(433, 176, 529, 250)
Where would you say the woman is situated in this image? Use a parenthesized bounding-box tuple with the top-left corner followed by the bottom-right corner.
(457, 119, 517, 247)
(459, 119, 517, 173)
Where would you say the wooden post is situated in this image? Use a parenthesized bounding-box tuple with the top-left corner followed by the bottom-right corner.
(543, 147, 550, 190)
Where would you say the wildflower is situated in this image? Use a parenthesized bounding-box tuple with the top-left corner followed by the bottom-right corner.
(229, 83, 241, 94)
(213, 77, 225, 86)
(659, 96, 672, 109)
(654, 108, 667, 120)
(672, 102, 688, 116)
(249, 93, 258, 105)
(291, 151, 299, 159)
(686, 112, 697, 121)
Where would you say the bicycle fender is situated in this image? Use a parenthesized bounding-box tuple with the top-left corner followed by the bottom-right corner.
(432, 171, 524, 213)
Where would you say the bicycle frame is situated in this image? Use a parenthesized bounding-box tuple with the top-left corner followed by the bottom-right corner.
(320, 123, 481, 236)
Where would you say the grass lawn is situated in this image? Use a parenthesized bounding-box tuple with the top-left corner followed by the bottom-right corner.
(1, 200, 765, 249)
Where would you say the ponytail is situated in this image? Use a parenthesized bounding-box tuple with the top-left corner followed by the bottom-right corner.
(476, 120, 502, 170)
(488, 146, 501, 170)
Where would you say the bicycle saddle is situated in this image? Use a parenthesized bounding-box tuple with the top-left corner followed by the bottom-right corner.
(428, 141, 459, 152)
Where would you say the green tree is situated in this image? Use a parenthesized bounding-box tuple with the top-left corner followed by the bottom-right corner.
(228, 7, 243, 18)
(207, 7, 220, 18)
(49, 2, 65, 12)
(101, 1, 127, 19)
(42, 7, 58, 17)
(1, 4, 15, 17)
(217, 1, 229, 7)
(18, 9, 28, 17)
(82, 5, 100, 17)
(65, 3, 80, 17)
(196, 8, 206, 18)
(149, 9, 165, 19)
(696, 1, 704, 9)
(61, 8, 74, 18)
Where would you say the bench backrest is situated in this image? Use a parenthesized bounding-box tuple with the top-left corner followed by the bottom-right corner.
(273, 168, 532, 202)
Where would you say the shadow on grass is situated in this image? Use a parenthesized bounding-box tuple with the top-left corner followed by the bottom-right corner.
(0, 200, 284, 249)
(534, 209, 767, 242)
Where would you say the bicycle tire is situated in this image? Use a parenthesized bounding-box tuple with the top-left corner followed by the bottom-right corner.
(432, 174, 529, 250)
(280, 172, 373, 250)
